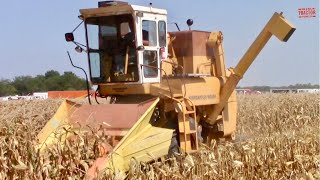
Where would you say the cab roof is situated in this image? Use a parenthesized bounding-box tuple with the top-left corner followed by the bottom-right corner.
(80, 1, 167, 18)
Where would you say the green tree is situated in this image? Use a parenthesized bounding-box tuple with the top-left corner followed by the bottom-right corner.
(44, 70, 88, 91)
(0, 79, 17, 96)
(4, 70, 89, 95)
(33, 75, 47, 92)
(45, 75, 63, 91)
(11, 76, 35, 95)
(61, 71, 87, 90)
(45, 70, 60, 79)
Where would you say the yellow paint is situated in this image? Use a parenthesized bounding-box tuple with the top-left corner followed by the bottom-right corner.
(103, 98, 174, 173)
(208, 12, 295, 124)
(38, 7, 296, 178)
(36, 100, 78, 152)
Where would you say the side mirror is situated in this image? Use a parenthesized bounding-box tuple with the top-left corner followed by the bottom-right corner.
(136, 45, 145, 51)
(65, 33, 74, 42)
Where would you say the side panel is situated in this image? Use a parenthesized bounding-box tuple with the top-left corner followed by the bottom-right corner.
(183, 77, 221, 105)
(151, 77, 221, 105)
(99, 83, 151, 95)
(99, 76, 221, 106)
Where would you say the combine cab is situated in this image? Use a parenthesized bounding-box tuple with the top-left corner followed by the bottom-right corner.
(37, 1, 295, 178)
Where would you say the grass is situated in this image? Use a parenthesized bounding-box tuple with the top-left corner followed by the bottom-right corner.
(0, 94, 319, 179)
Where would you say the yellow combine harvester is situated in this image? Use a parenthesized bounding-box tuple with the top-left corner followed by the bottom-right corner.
(37, 1, 295, 178)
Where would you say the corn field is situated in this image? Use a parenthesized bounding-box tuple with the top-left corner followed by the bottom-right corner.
(0, 94, 319, 179)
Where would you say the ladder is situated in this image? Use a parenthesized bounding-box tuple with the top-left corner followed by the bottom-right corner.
(172, 96, 199, 153)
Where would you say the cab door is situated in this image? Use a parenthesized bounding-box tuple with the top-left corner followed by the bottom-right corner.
(137, 13, 167, 83)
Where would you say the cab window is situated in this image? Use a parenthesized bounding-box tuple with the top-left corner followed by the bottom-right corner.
(143, 50, 158, 77)
(86, 14, 138, 83)
(142, 20, 157, 46)
(158, 21, 166, 47)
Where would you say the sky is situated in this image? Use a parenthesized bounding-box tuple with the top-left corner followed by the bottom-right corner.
(0, 0, 318, 86)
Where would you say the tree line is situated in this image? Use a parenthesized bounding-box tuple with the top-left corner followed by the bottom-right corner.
(238, 83, 320, 92)
(0, 70, 88, 96)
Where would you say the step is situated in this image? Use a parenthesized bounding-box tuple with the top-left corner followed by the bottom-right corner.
(180, 130, 197, 134)
(173, 94, 184, 98)
(173, 97, 184, 102)
(184, 110, 195, 114)
(186, 149, 199, 154)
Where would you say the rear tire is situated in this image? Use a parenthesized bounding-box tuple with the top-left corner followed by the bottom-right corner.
(168, 131, 180, 157)
(168, 117, 202, 156)
(166, 112, 180, 157)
